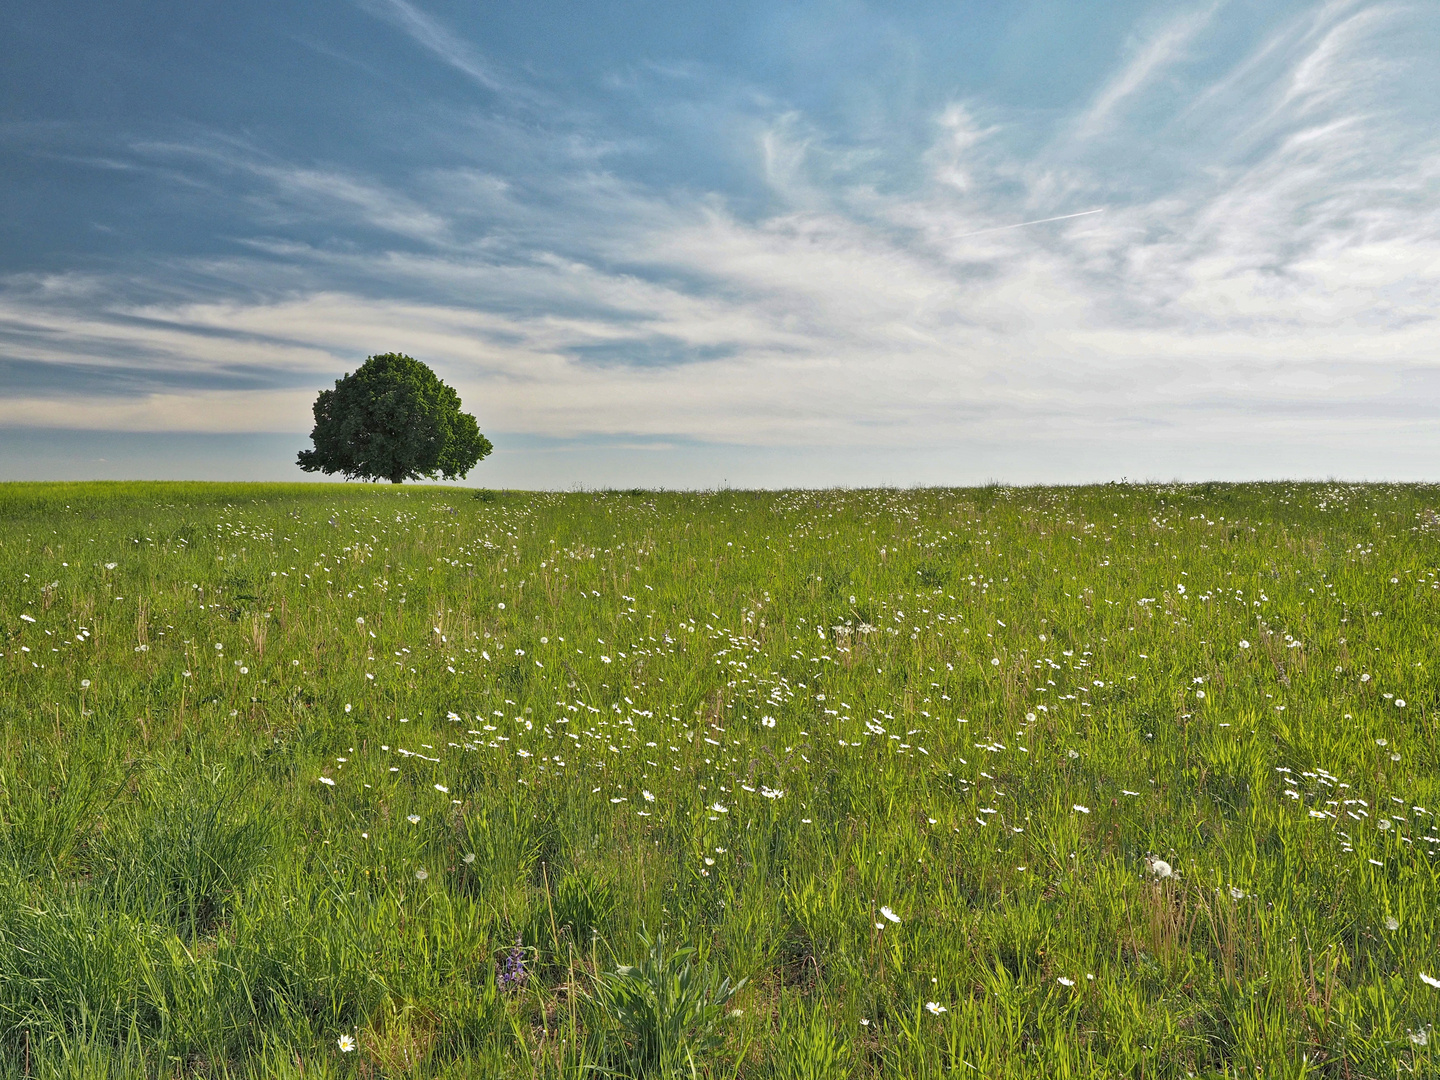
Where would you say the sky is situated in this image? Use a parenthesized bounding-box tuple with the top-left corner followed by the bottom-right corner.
(2, 0, 1439, 488)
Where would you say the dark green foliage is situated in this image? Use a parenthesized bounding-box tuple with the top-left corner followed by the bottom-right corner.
(297, 353, 492, 483)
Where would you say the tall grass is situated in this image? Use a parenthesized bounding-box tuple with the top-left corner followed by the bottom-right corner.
(0, 480, 1436, 1077)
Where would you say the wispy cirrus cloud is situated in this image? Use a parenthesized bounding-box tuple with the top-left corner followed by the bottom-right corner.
(354, 0, 511, 94)
(2, 0, 1438, 483)
(1071, 2, 1220, 140)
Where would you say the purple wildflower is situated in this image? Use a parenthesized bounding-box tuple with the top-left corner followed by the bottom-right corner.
(497, 936, 528, 992)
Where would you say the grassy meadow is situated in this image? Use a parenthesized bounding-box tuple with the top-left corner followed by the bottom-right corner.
(1, 480, 1438, 1078)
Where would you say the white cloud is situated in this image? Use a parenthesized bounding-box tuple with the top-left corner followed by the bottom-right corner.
(355, 0, 510, 94)
(4, 1, 1439, 483)
(0, 389, 314, 433)
(1071, 3, 1220, 140)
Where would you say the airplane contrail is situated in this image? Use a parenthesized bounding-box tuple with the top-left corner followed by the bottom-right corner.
(952, 207, 1106, 240)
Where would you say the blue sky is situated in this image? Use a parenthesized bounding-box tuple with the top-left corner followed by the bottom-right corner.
(3, 0, 1439, 486)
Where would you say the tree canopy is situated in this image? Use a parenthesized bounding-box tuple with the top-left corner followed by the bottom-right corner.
(297, 353, 492, 483)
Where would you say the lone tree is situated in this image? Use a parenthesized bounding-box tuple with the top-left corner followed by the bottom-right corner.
(297, 353, 492, 483)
